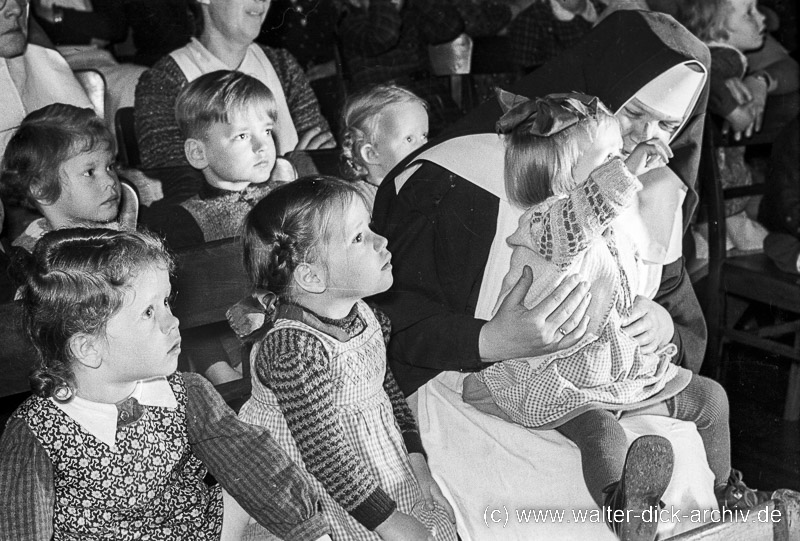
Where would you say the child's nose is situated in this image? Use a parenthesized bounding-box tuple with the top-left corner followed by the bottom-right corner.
(252, 134, 270, 154)
(161, 310, 179, 334)
(106, 172, 120, 189)
(374, 232, 388, 251)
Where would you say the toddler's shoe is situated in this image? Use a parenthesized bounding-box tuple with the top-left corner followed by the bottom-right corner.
(604, 435, 674, 541)
(715, 468, 773, 511)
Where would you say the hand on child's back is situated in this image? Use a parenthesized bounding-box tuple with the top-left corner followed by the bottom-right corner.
(625, 137, 672, 177)
(375, 510, 436, 541)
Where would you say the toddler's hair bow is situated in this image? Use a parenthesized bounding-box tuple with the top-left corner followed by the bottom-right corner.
(226, 289, 279, 341)
(495, 88, 610, 137)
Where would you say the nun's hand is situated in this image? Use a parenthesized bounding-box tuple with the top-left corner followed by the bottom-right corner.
(621, 295, 673, 354)
(479, 268, 591, 362)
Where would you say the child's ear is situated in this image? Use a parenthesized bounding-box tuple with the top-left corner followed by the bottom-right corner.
(359, 143, 381, 166)
(184, 138, 209, 170)
(29, 179, 53, 207)
(69, 333, 103, 370)
(293, 263, 326, 294)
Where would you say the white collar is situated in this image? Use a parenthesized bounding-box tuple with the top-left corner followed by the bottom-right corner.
(54, 376, 178, 448)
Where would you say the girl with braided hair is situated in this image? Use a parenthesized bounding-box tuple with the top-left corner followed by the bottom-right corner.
(339, 85, 428, 209)
(461, 91, 765, 541)
(228, 176, 456, 540)
(0, 227, 329, 540)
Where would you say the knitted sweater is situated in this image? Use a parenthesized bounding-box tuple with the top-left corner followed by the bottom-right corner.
(141, 181, 281, 249)
(134, 45, 329, 169)
(496, 158, 642, 339)
(253, 302, 423, 529)
(475, 158, 689, 428)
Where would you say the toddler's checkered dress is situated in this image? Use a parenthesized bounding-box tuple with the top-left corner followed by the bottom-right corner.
(477, 160, 691, 429)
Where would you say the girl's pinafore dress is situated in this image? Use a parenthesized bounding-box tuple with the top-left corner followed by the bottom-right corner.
(15, 373, 222, 540)
(239, 300, 456, 540)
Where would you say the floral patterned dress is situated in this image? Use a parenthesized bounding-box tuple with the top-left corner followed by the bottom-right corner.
(13, 374, 222, 540)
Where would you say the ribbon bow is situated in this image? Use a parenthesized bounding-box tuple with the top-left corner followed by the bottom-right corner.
(226, 289, 279, 340)
(495, 88, 609, 137)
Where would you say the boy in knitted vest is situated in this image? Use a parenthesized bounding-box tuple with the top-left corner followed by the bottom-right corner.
(139, 70, 294, 385)
(140, 69, 294, 251)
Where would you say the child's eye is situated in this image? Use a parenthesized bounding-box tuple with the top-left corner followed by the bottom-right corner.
(406, 136, 414, 143)
(236, 133, 249, 141)
(83, 168, 95, 177)
(422, 133, 428, 140)
(353, 233, 363, 243)
(143, 306, 154, 319)
(265, 128, 272, 136)
(106, 162, 118, 173)
(167, 291, 178, 308)
(624, 108, 643, 119)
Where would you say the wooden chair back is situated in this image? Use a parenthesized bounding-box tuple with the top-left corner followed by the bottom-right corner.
(284, 148, 343, 178)
(428, 33, 474, 112)
(115, 107, 141, 168)
(0, 301, 36, 400)
(699, 119, 800, 420)
(172, 237, 252, 406)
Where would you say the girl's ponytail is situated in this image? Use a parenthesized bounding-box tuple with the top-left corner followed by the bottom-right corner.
(29, 368, 73, 401)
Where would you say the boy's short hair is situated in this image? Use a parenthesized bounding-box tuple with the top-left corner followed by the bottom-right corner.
(675, 0, 734, 43)
(0, 104, 114, 209)
(175, 70, 278, 140)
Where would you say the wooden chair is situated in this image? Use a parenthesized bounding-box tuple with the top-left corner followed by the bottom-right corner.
(0, 301, 36, 401)
(115, 106, 141, 168)
(0, 301, 35, 437)
(428, 33, 474, 112)
(284, 148, 342, 178)
(74, 68, 106, 120)
(699, 121, 800, 421)
(172, 237, 252, 408)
